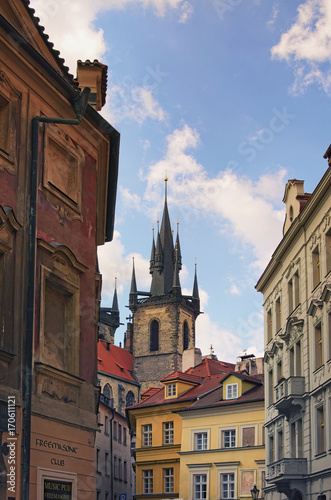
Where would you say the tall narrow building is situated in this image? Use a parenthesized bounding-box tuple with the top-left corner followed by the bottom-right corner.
(127, 180, 201, 392)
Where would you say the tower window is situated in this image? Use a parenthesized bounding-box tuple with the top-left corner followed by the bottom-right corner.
(183, 321, 189, 350)
(150, 319, 159, 351)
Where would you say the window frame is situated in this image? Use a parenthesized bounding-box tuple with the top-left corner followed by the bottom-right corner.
(226, 383, 238, 400)
(143, 469, 153, 495)
(142, 423, 152, 447)
(163, 467, 174, 494)
(163, 421, 174, 445)
(192, 429, 209, 451)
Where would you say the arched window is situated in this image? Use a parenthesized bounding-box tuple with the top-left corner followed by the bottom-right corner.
(150, 319, 159, 352)
(183, 321, 189, 350)
(126, 391, 135, 408)
(103, 383, 112, 399)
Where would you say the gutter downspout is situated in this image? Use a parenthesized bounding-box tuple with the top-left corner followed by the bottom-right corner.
(22, 88, 90, 500)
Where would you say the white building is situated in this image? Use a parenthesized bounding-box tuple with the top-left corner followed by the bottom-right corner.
(256, 150, 331, 500)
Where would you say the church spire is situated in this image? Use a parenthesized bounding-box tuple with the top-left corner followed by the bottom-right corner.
(112, 277, 119, 311)
(175, 218, 182, 271)
(172, 243, 181, 292)
(149, 225, 155, 275)
(193, 261, 199, 300)
(130, 256, 137, 294)
(150, 176, 176, 296)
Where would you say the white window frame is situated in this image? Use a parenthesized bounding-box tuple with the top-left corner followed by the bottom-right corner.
(166, 383, 177, 397)
(143, 469, 153, 494)
(142, 423, 152, 447)
(189, 465, 210, 500)
(226, 383, 238, 400)
(222, 429, 236, 448)
(216, 464, 238, 500)
(191, 428, 210, 451)
(163, 421, 174, 445)
(163, 467, 174, 494)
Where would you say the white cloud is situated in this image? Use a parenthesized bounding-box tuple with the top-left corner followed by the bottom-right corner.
(30, 0, 193, 74)
(271, 0, 331, 93)
(139, 124, 285, 270)
(267, 3, 279, 29)
(229, 284, 241, 296)
(98, 230, 150, 304)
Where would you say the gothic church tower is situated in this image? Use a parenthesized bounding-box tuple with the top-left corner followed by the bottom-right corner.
(127, 180, 201, 392)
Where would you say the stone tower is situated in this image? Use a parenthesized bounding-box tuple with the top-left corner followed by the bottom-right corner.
(127, 180, 201, 392)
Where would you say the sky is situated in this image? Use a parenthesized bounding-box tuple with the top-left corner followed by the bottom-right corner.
(30, 0, 331, 362)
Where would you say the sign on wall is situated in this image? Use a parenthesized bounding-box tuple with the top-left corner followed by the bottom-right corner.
(44, 479, 72, 499)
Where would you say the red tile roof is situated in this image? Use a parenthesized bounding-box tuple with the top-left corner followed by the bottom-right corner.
(161, 371, 202, 385)
(186, 357, 235, 377)
(97, 341, 138, 384)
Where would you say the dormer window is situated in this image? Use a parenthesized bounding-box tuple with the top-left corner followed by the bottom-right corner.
(166, 383, 176, 397)
(226, 383, 238, 400)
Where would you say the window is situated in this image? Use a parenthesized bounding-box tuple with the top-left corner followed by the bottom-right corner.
(166, 383, 176, 397)
(104, 416, 109, 435)
(124, 461, 127, 482)
(114, 456, 118, 479)
(223, 429, 236, 448)
(326, 230, 331, 274)
(293, 272, 300, 308)
(118, 424, 122, 443)
(126, 390, 135, 407)
(296, 340, 302, 376)
(291, 419, 303, 458)
(221, 473, 235, 499)
(277, 360, 283, 382)
(268, 370, 274, 405)
(267, 309, 273, 342)
(317, 406, 325, 454)
(288, 279, 293, 313)
(242, 427, 255, 447)
(123, 427, 127, 446)
(118, 458, 122, 480)
(277, 430, 284, 460)
(105, 452, 109, 475)
(276, 298, 281, 332)
(315, 324, 323, 369)
(193, 474, 207, 500)
(226, 383, 238, 400)
(142, 424, 152, 447)
(290, 348, 294, 376)
(96, 448, 100, 473)
(163, 421, 174, 445)
(164, 468, 174, 494)
(194, 432, 208, 451)
(113, 421, 117, 440)
(103, 384, 111, 399)
(150, 319, 159, 351)
(269, 435, 274, 464)
(183, 320, 189, 350)
(313, 247, 320, 288)
(143, 470, 153, 494)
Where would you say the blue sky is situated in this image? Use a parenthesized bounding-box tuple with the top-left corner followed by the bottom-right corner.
(30, 0, 331, 361)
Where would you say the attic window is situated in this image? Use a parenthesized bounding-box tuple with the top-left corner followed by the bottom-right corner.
(289, 205, 293, 223)
(166, 384, 176, 398)
(226, 383, 238, 400)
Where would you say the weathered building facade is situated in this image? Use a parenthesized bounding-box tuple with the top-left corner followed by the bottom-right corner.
(256, 154, 331, 500)
(0, 1, 119, 498)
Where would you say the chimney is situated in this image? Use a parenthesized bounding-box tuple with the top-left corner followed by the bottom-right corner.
(182, 348, 202, 372)
(76, 60, 108, 111)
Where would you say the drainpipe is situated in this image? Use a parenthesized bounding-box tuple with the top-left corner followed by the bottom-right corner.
(22, 88, 90, 500)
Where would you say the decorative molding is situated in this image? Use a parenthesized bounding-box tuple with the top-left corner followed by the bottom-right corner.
(0, 67, 21, 175)
(322, 212, 331, 232)
(40, 123, 85, 222)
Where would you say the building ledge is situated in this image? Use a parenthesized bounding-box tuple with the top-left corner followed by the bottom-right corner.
(267, 458, 307, 483)
(274, 376, 305, 418)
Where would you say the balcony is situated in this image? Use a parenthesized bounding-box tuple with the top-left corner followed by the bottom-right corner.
(267, 458, 307, 482)
(274, 376, 305, 418)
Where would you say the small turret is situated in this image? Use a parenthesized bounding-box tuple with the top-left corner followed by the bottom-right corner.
(129, 257, 138, 310)
(149, 227, 155, 274)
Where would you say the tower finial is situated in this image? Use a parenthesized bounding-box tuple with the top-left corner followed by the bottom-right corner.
(164, 171, 168, 202)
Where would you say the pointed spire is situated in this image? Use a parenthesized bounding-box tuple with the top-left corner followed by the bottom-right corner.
(130, 255, 137, 294)
(112, 277, 119, 311)
(193, 260, 199, 300)
(149, 224, 155, 275)
(172, 243, 181, 292)
(175, 218, 182, 271)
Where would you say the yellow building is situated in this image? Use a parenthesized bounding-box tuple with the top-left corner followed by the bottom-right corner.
(127, 358, 235, 499)
(178, 371, 265, 500)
